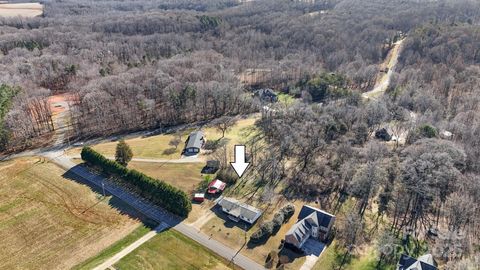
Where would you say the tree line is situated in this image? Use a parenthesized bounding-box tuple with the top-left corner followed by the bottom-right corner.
(1, 0, 478, 150)
(81, 147, 192, 217)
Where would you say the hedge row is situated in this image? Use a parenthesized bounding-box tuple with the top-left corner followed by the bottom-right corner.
(250, 204, 295, 244)
(81, 147, 192, 217)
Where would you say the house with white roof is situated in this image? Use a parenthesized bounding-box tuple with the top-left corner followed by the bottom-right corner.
(217, 197, 263, 224)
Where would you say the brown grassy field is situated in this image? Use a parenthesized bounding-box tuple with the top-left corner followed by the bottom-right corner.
(67, 114, 259, 160)
(0, 3, 43, 17)
(0, 157, 139, 270)
(128, 161, 205, 193)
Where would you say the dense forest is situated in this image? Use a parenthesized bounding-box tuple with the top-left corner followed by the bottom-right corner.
(1, 0, 480, 268)
(0, 0, 478, 149)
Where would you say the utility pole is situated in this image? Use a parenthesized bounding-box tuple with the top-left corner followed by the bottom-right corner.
(244, 223, 247, 245)
(102, 181, 106, 198)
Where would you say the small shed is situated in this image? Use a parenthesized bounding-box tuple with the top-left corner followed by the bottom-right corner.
(202, 160, 220, 174)
(193, 193, 205, 203)
(207, 179, 226, 194)
(183, 131, 205, 155)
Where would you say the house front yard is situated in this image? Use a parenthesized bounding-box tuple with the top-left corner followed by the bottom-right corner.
(197, 198, 310, 269)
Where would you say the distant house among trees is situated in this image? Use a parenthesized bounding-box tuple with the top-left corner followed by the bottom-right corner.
(375, 128, 392, 141)
(217, 197, 263, 224)
(183, 131, 205, 155)
(254, 88, 278, 103)
(397, 254, 437, 270)
(284, 205, 335, 250)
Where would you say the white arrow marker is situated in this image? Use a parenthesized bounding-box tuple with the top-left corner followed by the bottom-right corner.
(230, 145, 250, 178)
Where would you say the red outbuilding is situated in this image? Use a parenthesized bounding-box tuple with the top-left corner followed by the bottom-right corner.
(207, 179, 226, 194)
(193, 193, 205, 202)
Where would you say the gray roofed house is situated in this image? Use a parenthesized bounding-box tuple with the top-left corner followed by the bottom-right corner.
(183, 131, 205, 155)
(397, 254, 437, 270)
(285, 205, 335, 250)
(254, 88, 278, 103)
(217, 197, 263, 224)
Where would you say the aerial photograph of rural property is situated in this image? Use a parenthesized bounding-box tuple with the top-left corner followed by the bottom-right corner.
(0, 0, 479, 269)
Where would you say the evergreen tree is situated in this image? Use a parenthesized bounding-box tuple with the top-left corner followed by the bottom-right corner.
(115, 140, 133, 166)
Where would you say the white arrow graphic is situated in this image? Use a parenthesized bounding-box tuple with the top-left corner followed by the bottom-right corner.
(230, 145, 250, 178)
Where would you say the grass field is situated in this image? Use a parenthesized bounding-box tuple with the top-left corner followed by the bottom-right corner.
(0, 157, 139, 270)
(114, 229, 232, 270)
(0, 3, 43, 17)
(72, 223, 155, 270)
(67, 115, 259, 160)
(313, 242, 393, 270)
(128, 161, 204, 192)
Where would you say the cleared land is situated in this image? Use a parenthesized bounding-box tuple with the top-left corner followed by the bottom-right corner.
(114, 229, 232, 270)
(0, 3, 43, 17)
(67, 115, 259, 160)
(0, 157, 139, 270)
(128, 161, 204, 192)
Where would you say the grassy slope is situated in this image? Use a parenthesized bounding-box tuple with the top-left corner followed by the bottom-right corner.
(0, 157, 139, 269)
(114, 229, 232, 270)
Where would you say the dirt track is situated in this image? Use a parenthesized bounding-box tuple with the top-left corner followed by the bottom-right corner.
(362, 39, 405, 100)
(0, 3, 43, 18)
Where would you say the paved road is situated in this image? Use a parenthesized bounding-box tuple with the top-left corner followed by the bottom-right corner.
(93, 223, 169, 270)
(43, 151, 264, 270)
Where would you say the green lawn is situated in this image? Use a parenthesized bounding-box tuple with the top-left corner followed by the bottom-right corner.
(72, 222, 156, 270)
(114, 229, 232, 270)
(313, 241, 345, 270)
(313, 242, 395, 270)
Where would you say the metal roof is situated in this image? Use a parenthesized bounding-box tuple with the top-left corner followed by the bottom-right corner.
(186, 131, 204, 149)
(218, 197, 262, 224)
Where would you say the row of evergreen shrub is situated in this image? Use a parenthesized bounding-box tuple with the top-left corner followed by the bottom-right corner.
(81, 147, 192, 217)
(250, 204, 295, 244)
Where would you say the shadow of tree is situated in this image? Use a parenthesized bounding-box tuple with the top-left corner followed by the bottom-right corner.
(62, 166, 170, 229)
